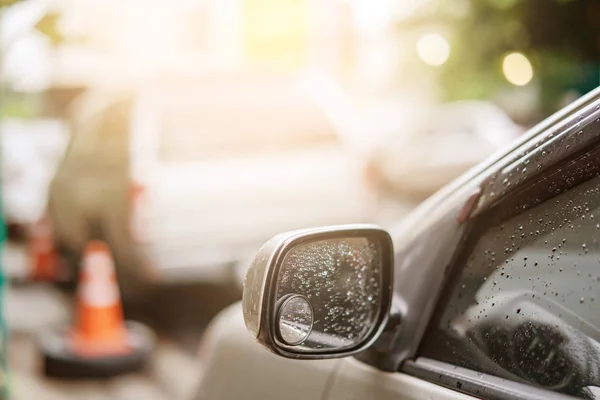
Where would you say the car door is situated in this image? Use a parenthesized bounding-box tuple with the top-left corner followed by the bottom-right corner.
(325, 87, 600, 400)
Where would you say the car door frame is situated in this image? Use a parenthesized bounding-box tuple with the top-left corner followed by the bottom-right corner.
(402, 91, 600, 399)
(353, 86, 600, 398)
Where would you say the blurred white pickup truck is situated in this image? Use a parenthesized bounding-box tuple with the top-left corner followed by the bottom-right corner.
(49, 75, 377, 297)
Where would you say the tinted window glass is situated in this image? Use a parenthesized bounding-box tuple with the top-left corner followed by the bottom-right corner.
(158, 84, 338, 162)
(420, 172, 600, 398)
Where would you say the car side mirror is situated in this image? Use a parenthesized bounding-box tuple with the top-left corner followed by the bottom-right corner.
(242, 224, 394, 359)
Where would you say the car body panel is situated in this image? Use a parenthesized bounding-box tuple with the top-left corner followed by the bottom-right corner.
(328, 357, 476, 400)
(196, 302, 476, 400)
(195, 302, 339, 400)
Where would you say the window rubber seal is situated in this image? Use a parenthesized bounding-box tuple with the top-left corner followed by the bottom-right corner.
(402, 358, 580, 400)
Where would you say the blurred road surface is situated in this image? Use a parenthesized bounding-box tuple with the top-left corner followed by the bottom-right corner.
(7, 284, 204, 400)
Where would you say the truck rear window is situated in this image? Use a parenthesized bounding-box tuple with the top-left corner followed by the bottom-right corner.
(159, 84, 339, 162)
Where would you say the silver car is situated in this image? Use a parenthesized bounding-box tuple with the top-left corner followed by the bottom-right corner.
(196, 87, 600, 400)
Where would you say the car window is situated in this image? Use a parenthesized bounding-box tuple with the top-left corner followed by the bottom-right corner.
(419, 159, 600, 398)
(158, 85, 339, 162)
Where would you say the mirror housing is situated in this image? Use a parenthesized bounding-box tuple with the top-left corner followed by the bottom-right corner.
(242, 224, 394, 359)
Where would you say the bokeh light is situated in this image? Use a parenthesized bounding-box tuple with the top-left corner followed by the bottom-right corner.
(416, 33, 450, 66)
(502, 52, 533, 86)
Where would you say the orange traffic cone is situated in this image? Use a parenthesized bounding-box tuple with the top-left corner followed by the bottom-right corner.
(28, 215, 59, 281)
(41, 240, 155, 378)
(70, 241, 128, 356)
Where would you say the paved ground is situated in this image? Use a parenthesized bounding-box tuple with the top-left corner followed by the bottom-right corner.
(5, 284, 214, 400)
(10, 333, 202, 400)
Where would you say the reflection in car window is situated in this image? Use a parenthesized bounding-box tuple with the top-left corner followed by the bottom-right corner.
(420, 173, 600, 399)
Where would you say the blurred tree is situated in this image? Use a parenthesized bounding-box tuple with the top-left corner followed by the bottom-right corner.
(1, 0, 66, 118)
(34, 12, 64, 45)
(401, 0, 600, 115)
(0, 0, 20, 7)
(0, 0, 65, 45)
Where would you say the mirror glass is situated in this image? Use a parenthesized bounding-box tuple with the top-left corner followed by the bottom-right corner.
(274, 237, 382, 352)
(277, 295, 313, 345)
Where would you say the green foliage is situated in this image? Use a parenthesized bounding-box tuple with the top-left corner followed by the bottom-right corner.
(404, 0, 600, 115)
(0, 93, 37, 119)
(0, 0, 21, 8)
(438, 0, 526, 101)
(34, 12, 63, 45)
(0, 1, 64, 45)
